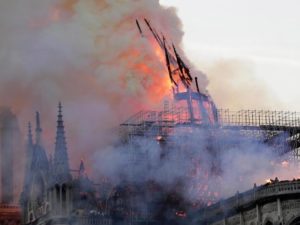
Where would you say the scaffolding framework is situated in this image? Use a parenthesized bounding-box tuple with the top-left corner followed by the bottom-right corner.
(120, 106, 300, 159)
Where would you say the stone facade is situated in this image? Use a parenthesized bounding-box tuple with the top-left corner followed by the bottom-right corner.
(20, 104, 111, 225)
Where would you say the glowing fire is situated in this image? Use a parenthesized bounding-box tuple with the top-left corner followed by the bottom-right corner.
(265, 179, 272, 184)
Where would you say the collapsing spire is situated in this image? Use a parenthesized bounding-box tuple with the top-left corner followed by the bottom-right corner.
(53, 102, 71, 183)
(35, 111, 42, 145)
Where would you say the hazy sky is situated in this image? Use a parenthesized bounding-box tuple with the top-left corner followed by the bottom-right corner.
(160, 0, 300, 111)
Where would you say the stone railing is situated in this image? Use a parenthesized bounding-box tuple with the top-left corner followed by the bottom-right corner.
(195, 179, 300, 221)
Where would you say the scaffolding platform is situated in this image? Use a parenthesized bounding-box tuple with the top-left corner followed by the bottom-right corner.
(120, 107, 300, 159)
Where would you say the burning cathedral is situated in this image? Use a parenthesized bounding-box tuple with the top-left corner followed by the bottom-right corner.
(17, 19, 300, 225)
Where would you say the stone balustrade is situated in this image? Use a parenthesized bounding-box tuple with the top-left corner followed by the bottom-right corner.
(193, 179, 300, 225)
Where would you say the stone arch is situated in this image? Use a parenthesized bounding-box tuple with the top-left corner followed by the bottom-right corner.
(263, 217, 274, 225)
(55, 184, 60, 198)
(62, 183, 67, 213)
(62, 183, 67, 202)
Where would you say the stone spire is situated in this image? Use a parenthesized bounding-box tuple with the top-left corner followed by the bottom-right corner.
(26, 122, 33, 166)
(53, 102, 71, 183)
(21, 122, 34, 202)
(27, 122, 33, 148)
(35, 111, 42, 145)
(25, 122, 33, 173)
(79, 160, 85, 177)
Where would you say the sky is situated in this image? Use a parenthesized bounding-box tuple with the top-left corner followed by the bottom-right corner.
(160, 0, 300, 111)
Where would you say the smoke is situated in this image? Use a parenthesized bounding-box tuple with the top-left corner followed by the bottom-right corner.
(0, 108, 22, 203)
(93, 126, 300, 206)
(0, 0, 190, 169)
(205, 59, 284, 110)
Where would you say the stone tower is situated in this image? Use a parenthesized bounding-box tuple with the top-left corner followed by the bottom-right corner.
(53, 102, 71, 184)
(48, 102, 73, 220)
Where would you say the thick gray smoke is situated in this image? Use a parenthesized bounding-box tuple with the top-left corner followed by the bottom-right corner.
(0, 0, 197, 169)
(93, 126, 300, 205)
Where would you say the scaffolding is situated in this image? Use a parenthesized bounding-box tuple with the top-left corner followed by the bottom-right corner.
(129, 18, 300, 160)
(120, 106, 300, 159)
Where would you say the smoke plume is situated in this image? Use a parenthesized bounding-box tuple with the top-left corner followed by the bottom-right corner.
(204, 59, 284, 110)
(0, 0, 192, 168)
